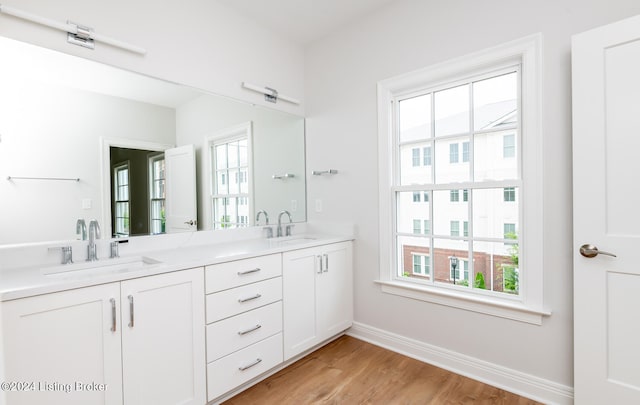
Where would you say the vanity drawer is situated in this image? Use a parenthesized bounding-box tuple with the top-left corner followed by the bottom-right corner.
(206, 254, 282, 294)
(207, 301, 282, 362)
(207, 333, 283, 402)
(206, 277, 282, 323)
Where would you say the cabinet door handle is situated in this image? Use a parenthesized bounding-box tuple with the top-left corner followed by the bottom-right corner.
(238, 293, 262, 303)
(317, 255, 323, 273)
(237, 268, 261, 275)
(110, 298, 116, 332)
(238, 324, 262, 335)
(128, 295, 134, 328)
(238, 358, 262, 371)
(323, 254, 329, 272)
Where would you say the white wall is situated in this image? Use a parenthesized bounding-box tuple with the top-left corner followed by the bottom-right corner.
(176, 94, 306, 228)
(304, 0, 640, 392)
(0, 0, 305, 116)
(0, 78, 175, 244)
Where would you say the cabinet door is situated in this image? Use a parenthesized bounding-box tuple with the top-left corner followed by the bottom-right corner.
(121, 267, 205, 405)
(316, 242, 353, 340)
(2, 283, 123, 405)
(282, 248, 321, 360)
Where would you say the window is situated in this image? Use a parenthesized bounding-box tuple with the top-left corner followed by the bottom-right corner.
(208, 122, 253, 230)
(450, 221, 460, 237)
(413, 192, 421, 202)
(450, 190, 459, 202)
(423, 146, 432, 166)
(449, 143, 459, 163)
(504, 223, 516, 238)
(503, 134, 515, 158)
(462, 142, 470, 162)
(413, 219, 421, 234)
(378, 35, 544, 324)
(412, 148, 420, 166)
(423, 219, 430, 235)
(450, 258, 469, 282)
(504, 187, 516, 202)
(149, 154, 166, 235)
(113, 163, 130, 237)
(423, 192, 429, 202)
(412, 254, 430, 276)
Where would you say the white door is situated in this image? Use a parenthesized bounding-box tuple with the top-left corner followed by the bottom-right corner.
(120, 268, 205, 405)
(1, 283, 123, 405)
(165, 144, 197, 233)
(282, 247, 319, 360)
(316, 242, 353, 339)
(572, 14, 640, 404)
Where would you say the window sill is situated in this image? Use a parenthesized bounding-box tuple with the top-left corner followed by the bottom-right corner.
(374, 279, 550, 325)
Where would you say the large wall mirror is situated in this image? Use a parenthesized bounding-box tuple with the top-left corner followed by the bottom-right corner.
(0, 36, 306, 245)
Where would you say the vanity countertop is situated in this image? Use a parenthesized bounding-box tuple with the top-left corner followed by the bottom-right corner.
(0, 234, 353, 302)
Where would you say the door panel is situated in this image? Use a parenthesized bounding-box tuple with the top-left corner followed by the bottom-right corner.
(165, 144, 197, 233)
(2, 283, 122, 405)
(573, 14, 640, 404)
(121, 268, 205, 405)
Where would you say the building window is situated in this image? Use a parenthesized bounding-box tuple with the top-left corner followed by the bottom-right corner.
(450, 258, 469, 282)
(423, 219, 430, 235)
(462, 142, 470, 162)
(449, 143, 459, 163)
(412, 148, 420, 166)
(504, 187, 516, 202)
(503, 134, 515, 158)
(413, 219, 421, 234)
(423, 146, 432, 166)
(413, 192, 421, 202)
(450, 221, 460, 237)
(149, 154, 166, 235)
(113, 163, 130, 237)
(412, 254, 431, 276)
(378, 35, 543, 322)
(424, 192, 429, 202)
(450, 189, 459, 202)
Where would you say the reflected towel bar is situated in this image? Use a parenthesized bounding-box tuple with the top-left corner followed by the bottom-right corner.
(7, 176, 80, 182)
(312, 170, 338, 176)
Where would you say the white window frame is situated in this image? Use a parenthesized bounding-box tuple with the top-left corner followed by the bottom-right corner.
(205, 122, 254, 230)
(376, 34, 546, 325)
(148, 153, 166, 235)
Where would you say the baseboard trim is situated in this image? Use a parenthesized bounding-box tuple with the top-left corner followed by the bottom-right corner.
(347, 322, 573, 405)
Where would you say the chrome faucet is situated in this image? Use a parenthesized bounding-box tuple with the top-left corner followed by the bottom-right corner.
(256, 210, 273, 238)
(277, 210, 293, 237)
(87, 219, 101, 261)
(76, 219, 87, 240)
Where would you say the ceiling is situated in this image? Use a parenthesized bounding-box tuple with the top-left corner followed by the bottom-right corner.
(216, 0, 401, 45)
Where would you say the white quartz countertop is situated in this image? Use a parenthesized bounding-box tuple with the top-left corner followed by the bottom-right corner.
(0, 233, 353, 301)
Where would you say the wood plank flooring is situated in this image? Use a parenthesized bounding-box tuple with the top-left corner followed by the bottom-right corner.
(223, 335, 541, 404)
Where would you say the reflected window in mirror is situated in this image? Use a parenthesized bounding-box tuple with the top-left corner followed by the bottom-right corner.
(149, 154, 166, 234)
(113, 163, 130, 237)
(209, 122, 253, 230)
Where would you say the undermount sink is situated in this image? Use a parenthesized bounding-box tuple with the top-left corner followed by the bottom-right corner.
(269, 236, 317, 248)
(42, 255, 163, 277)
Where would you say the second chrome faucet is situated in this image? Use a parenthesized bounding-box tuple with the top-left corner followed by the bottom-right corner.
(87, 219, 101, 261)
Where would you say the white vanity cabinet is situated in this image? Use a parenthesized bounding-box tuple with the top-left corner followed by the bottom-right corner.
(1, 267, 205, 405)
(204, 254, 284, 402)
(282, 241, 353, 360)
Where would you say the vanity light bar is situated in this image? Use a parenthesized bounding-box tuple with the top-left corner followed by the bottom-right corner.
(0, 4, 146, 55)
(241, 82, 300, 105)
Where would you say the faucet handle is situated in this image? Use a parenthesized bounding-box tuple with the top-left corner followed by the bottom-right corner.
(49, 246, 74, 265)
(285, 224, 295, 237)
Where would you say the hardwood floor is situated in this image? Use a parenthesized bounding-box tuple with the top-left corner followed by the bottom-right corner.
(223, 335, 541, 404)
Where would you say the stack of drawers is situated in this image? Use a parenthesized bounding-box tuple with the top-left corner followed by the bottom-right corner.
(205, 254, 284, 402)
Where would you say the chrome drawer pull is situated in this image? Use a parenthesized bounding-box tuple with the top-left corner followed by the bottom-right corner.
(237, 267, 261, 275)
(110, 298, 116, 332)
(238, 324, 262, 335)
(238, 358, 262, 371)
(238, 293, 262, 303)
(317, 255, 323, 273)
